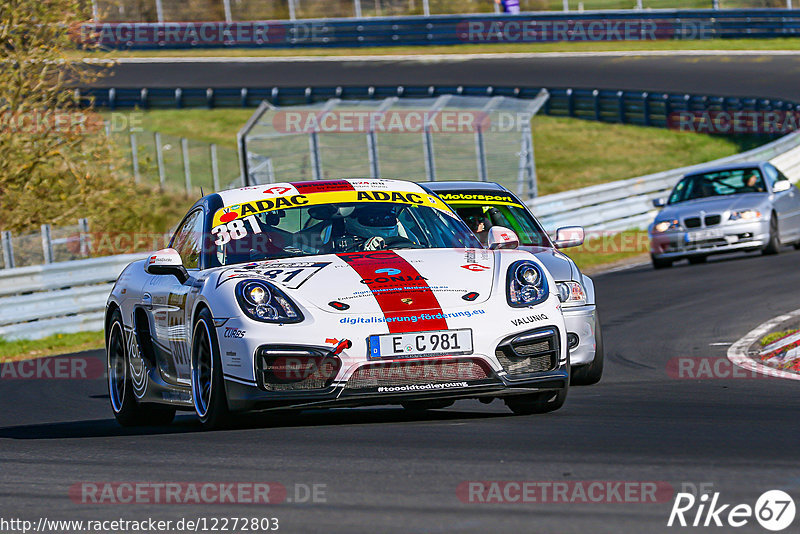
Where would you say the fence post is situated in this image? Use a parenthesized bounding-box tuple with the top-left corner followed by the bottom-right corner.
(181, 138, 192, 194)
(423, 0, 430, 16)
(354, 0, 362, 18)
(475, 126, 488, 182)
(78, 218, 90, 257)
(562, 0, 569, 11)
(1, 231, 14, 269)
(617, 90, 626, 123)
(155, 0, 165, 22)
(210, 144, 221, 191)
(517, 125, 537, 199)
(288, 0, 297, 20)
(155, 132, 166, 188)
(593, 89, 601, 121)
(309, 132, 322, 180)
(130, 132, 140, 183)
(642, 92, 651, 127)
(367, 130, 380, 178)
(223, 0, 233, 22)
(41, 224, 53, 265)
(91, 0, 99, 20)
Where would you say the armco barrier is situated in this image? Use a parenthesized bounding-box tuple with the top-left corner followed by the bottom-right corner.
(0, 253, 145, 341)
(78, 10, 800, 49)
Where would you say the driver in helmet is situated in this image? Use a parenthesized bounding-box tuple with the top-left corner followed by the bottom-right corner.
(345, 204, 401, 251)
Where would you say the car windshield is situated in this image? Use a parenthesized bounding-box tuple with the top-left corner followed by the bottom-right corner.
(668, 168, 766, 204)
(212, 200, 482, 266)
(435, 192, 550, 247)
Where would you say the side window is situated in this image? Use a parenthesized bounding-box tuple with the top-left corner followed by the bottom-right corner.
(171, 210, 204, 270)
(764, 164, 779, 187)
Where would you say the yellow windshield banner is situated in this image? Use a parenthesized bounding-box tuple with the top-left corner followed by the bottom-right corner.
(212, 190, 452, 228)
(437, 192, 524, 208)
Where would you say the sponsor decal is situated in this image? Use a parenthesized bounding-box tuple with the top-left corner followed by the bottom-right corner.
(223, 327, 246, 339)
(375, 267, 401, 276)
(328, 301, 350, 310)
(511, 314, 548, 326)
(401, 298, 414, 305)
(461, 263, 491, 272)
(339, 309, 486, 325)
(377, 381, 468, 393)
(462, 292, 480, 302)
(291, 180, 355, 194)
(215, 261, 329, 289)
(338, 251, 449, 333)
(438, 192, 523, 207)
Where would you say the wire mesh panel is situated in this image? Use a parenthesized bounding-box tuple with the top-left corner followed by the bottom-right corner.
(241, 93, 548, 199)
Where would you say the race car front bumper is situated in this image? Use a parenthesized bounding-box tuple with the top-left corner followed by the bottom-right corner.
(649, 219, 770, 260)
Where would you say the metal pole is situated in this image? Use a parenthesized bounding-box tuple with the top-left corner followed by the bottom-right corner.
(155, 132, 166, 188)
(562, 0, 569, 11)
(494, 1, 501, 13)
(288, 0, 297, 20)
(223, 0, 233, 22)
(423, 0, 430, 16)
(712, 0, 719, 8)
(130, 132, 140, 183)
(475, 128, 488, 182)
(266, 158, 276, 183)
(309, 132, 322, 180)
(181, 138, 192, 194)
(41, 224, 53, 265)
(210, 144, 221, 191)
(78, 218, 90, 257)
(155, 0, 165, 22)
(788, 0, 793, 8)
(423, 130, 436, 181)
(354, 0, 362, 17)
(91, 0, 99, 20)
(636, 0, 643, 8)
(517, 125, 537, 199)
(1, 231, 14, 269)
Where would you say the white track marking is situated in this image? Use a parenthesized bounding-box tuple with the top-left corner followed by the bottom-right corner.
(86, 50, 800, 65)
(727, 306, 800, 381)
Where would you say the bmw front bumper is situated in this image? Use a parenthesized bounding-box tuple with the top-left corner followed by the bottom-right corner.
(562, 304, 598, 367)
(650, 219, 770, 260)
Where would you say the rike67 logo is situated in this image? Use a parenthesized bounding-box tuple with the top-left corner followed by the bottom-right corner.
(668, 490, 795, 531)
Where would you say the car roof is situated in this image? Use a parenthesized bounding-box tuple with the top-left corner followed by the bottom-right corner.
(426, 181, 511, 193)
(684, 161, 767, 178)
(214, 178, 431, 206)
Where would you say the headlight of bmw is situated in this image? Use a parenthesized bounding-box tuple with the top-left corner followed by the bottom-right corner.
(235, 280, 303, 324)
(557, 281, 587, 306)
(729, 209, 762, 221)
(507, 261, 549, 308)
(653, 219, 682, 233)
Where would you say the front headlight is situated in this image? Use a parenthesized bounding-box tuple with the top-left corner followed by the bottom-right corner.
(653, 219, 682, 233)
(729, 209, 762, 221)
(235, 280, 303, 324)
(557, 281, 587, 306)
(507, 261, 549, 308)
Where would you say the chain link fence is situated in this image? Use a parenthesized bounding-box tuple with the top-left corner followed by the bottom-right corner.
(92, 0, 785, 23)
(1, 222, 92, 269)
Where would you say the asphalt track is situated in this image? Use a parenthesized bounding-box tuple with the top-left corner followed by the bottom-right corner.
(2, 249, 800, 534)
(96, 53, 800, 101)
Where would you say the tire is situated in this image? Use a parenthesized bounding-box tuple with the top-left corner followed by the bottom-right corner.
(106, 310, 175, 427)
(762, 214, 780, 255)
(688, 255, 707, 265)
(651, 254, 673, 269)
(794, 240, 800, 250)
(401, 400, 454, 411)
(505, 389, 567, 415)
(570, 313, 604, 386)
(191, 307, 231, 430)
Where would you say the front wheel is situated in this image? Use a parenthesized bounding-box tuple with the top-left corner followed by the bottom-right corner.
(762, 214, 780, 255)
(505, 389, 567, 415)
(192, 308, 231, 430)
(107, 310, 175, 427)
(651, 255, 673, 269)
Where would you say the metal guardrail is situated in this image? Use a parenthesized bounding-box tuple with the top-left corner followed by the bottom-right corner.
(0, 254, 145, 341)
(530, 129, 800, 233)
(80, 10, 800, 49)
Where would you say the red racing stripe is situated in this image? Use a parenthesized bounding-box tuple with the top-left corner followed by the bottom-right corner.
(337, 251, 448, 333)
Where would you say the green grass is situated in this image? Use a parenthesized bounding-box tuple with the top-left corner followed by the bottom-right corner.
(760, 329, 800, 347)
(0, 331, 105, 363)
(107, 109, 764, 195)
(75, 38, 800, 60)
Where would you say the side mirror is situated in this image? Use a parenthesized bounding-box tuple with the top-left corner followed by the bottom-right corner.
(554, 226, 585, 249)
(773, 180, 792, 193)
(652, 197, 667, 208)
(145, 248, 189, 283)
(487, 226, 519, 250)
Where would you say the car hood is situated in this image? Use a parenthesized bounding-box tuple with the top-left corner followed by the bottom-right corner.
(519, 245, 576, 282)
(210, 248, 498, 315)
(658, 193, 769, 220)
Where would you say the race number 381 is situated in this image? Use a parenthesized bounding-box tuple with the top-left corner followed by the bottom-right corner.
(212, 215, 262, 246)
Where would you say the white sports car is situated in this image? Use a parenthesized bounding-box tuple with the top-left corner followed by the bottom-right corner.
(105, 179, 570, 429)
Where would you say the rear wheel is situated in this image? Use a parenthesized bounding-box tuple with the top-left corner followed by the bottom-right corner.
(505, 389, 567, 415)
(651, 255, 673, 269)
(107, 310, 175, 427)
(762, 214, 780, 255)
(192, 308, 231, 430)
(688, 255, 707, 265)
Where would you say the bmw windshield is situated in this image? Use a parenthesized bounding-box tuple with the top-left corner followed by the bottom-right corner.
(668, 168, 767, 205)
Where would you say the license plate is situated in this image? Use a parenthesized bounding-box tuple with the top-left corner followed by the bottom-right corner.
(369, 329, 473, 359)
(686, 229, 724, 242)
